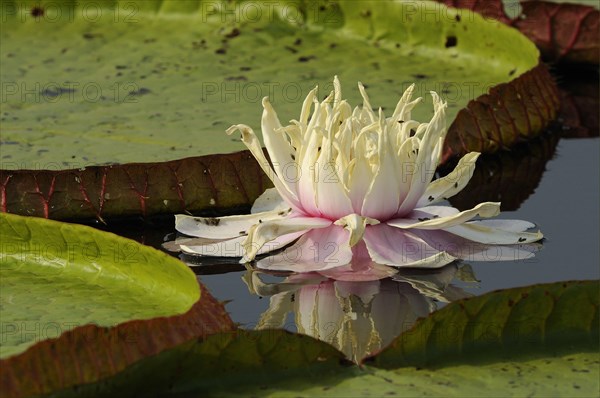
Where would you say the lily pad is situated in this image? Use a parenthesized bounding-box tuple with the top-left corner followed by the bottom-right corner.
(0, 150, 270, 220)
(1, 0, 554, 169)
(0, 212, 200, 359)
(371, 280, 599, 368)
(11, 280, 595, 397)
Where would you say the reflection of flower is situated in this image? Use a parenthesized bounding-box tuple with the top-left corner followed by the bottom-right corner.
(244, 263, 475, 363)
(172, 77, 542, 272)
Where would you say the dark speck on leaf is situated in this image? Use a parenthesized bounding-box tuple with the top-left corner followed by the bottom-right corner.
(509, 68, 516, 76)
(170, 146, 176, 150)
(294, 38, 302, 46)
(418, 217, 430, 221)
(285, 46, 298, 54)
(298, 55, 316, 62)
(41, 87, 76, 98)
(31, 7, 44, 17)
(361, 10, 371, 17)
(518, 237, 526, 242)
(82, 32, 101, 40)
(215, 48, 227, 55)
(129, 87, 151, 96)
(240, 66, 251, 71)
(454, 182, 458, 188)
(115, 65, 128, 70)
(445, 36, 457, 48)
(203, 218, 220, 226)
(412, 74, 427, 79)
(428, 195, 434, 201)
(398, 120, 404, 123)
(329, 43, 337, 49)
(225, 76, 247, 81)
(455, 14, 461, 22)
(225, 28, 240, 38)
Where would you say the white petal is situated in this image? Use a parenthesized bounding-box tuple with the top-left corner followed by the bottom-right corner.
(313, 137, 354, 219)
(397, 93, 447, 215)
(261, 97, 299, 196)
(388, 202, 501, 230)
(175, 209, 290, 239)
(410, 229, 541, 262)
(251, 188, 287, 214)
(180, 231, 305, 258)
(361, 110, 402, 220)
(416, 152, 480, 207)
(226, 124, 302, 211)
(363, 224, 455, 268)
(444, 219, 543, 244)
(243, 216, 332, 262)
(180, 235, 245, 257)
(256, 225, 353, 272)
(358, 82, 376, 123)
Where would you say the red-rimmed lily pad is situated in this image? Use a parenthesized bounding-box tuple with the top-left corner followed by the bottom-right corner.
(1, 0, 556, 171)
(437, 0, 599, 66)
(8, 280, 594, 397)
(0, 1, 561, 220)
(0, 212, 234, 397)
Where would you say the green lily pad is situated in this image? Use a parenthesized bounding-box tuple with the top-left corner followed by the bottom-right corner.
(16, 281, 596, 397)
(372, 280, 599, 368)
(0, 212, 200, 359)
(1, 0, 543, 169)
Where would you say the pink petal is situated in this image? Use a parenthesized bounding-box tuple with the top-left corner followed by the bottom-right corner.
(255, 225, 352, 272)
(363, 224, 455, 268)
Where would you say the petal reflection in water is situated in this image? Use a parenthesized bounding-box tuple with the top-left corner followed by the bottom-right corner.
(244, 262, 476, 363)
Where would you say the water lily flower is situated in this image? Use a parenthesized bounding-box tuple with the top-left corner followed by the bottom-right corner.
(173, 77, 542, 271)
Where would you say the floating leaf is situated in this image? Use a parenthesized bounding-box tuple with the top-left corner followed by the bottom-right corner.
(1, 0, 556, 170)
(16, 281, 596, 397)
(0, 214, 234, 398)
(250, 352, 599, 398)
(0, 212, 200, 358)
(0, 150, 269, 221)
(437, 0, 600, 66)
(371, 280, 599, 368)
(512, 1, 599, 65)
(442, 64, 559, 161)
